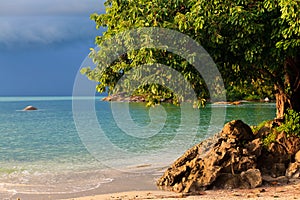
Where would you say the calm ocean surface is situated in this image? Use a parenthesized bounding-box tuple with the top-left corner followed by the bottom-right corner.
(0, 96, 276, 196)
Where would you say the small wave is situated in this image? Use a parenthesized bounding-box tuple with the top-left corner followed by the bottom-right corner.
(0, 170, 114, 196)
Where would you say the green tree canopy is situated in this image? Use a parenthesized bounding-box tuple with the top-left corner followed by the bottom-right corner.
(82, 0, 300, 118)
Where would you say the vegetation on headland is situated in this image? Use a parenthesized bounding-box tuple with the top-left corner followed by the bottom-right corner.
(226, 79, 274, 102)
(82, 0, 299, 120)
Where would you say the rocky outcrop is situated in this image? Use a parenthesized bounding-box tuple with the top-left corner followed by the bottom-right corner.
(23, 105, 38, 111)
(213, 101, 243, 105)
(102, 92, 146, 102)
(157, 120, 300, 193)
(157, 120, 263, 193)
(102, 93, 173, 103)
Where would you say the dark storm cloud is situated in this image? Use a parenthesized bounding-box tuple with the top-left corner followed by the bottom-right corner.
(0, 0, 105, 48)
(0, 0, 105, 16)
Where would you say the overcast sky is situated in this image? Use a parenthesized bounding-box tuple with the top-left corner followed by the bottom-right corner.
(0, 0, 105, 96)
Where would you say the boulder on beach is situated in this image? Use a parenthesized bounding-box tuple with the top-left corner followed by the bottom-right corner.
(157, 120, 261, 193)
(23, 105, 38, 111)
(157, 120, 300, 193)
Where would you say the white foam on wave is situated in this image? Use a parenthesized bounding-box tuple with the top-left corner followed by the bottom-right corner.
(0, 170, 114, 196)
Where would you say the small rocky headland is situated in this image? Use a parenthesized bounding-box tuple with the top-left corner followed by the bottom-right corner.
(157, 120, 300, 194)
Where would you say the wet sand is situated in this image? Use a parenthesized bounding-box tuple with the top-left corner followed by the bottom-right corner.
(9, 169, 300, 200)
(64, 179, 300, 200)
(9, 169, 160, 200)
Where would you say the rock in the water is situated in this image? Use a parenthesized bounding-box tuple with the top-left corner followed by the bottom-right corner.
(264, 97, 270, 102)
(23, 106, 37, 111)
(102, 93, 149, 103)
(230, 101, 242, 105)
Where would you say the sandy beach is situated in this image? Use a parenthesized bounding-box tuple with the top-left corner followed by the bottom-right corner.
(9, 168, 300, 200)
(9, 169, 160, 200)
(64, 181, 300, 200)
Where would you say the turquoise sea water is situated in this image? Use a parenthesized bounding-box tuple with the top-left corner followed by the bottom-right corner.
(0, 96, 276, 196)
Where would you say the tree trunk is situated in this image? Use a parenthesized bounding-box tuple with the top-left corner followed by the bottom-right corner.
(275, 88, 289, 119)
(275, 87, 300, 119)
(275, 54, 300, 119)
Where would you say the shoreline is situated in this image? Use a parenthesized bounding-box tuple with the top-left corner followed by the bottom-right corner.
(9, 169, 300, 200)
(65, 178, 300, 200)
(10, 169, 163, 200)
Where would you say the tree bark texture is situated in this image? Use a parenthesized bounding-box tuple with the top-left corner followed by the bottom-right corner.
(275, 54, 300, 119)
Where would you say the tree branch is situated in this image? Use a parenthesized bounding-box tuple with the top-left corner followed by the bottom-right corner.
(256, 64, 284, 92)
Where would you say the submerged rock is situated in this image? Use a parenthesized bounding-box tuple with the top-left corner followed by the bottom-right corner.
(23, 105, 38, 111)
